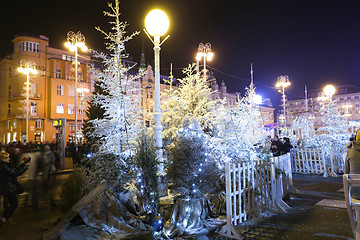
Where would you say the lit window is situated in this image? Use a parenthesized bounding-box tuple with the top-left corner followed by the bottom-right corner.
(57, 85, 64, 96)
(68, 104, 75, 114)
(56, 103, 64, 114)
(68, 86, 75, 97)
(35, 119, 43, 128)
(18, 41, 39, 53)
(69, 124, 75, 131)
(79, 105, 85, 115)
(56, 68, 61, 78)
(30, 102, 37, 115)
(31, 83, 37, 96)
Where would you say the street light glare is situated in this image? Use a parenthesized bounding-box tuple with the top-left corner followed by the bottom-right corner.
(324, 84, 336, 97)
(196, 52, 202, 61)
(206, 52, 214, 61)
(145, 9, 169, 37)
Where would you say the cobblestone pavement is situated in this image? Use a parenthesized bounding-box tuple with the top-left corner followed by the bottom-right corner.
(0, 173, 355, 240)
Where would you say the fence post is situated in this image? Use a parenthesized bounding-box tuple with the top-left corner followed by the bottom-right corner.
(322, 149, 328, 177)
(329, 148, 338, 177)
(220, 163, 243, 239)
(270, 158, 275, 208)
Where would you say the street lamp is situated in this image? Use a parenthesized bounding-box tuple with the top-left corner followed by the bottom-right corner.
(144, 9, 170, 171)
(323, 84, 336, 100)
(275, 75, 291, 134)
(196, 42, 213, 81)
(77, 87, 89, 142)
(65, 31, 88, 145)
(18, 59, 38, 143)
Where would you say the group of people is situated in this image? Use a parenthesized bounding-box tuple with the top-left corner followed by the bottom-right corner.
(0, 144, 58, 227)
(269, 135, 293, 157)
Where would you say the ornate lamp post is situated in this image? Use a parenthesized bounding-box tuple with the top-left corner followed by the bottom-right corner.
(144, 9, 170, 171)
(276, 75, 291, 134)
(65, 31, 88, 144)
(196, 42, 213, 81)
(18, 60, 38, 143)
(77, 87, 89, 143)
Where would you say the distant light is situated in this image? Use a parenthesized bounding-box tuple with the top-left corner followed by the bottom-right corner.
(253, 94, 262, 105)
(324, 84, 336, 97)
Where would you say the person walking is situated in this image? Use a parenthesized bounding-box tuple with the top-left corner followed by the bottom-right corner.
(42, 145, 56, 207)
(345, 129, 360, 199)
(0, 152, 29, 227)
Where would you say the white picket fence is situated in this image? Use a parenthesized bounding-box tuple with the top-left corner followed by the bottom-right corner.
(220, 159, 273, 238)
(290, 148, 327, 176)
(226, 160, 273, 223)
(290, 148, 346, 177)
(221, 156, 293, 239)
(329, 148, 346, 177)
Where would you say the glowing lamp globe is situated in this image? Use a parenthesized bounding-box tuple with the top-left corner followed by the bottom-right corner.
(145, 9, 169, 37)
(324, 84, 336, 97)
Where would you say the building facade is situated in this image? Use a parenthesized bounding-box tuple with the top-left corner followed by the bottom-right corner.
(0, 34, 275, 144)
(283, 85, 360, 132)
(0, 34, 91, 144)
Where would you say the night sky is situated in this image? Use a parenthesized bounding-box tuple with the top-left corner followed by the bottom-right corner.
(2, 0, 360, 108)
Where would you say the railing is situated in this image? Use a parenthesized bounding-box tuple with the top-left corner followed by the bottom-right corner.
(329, 148, 346, 177)
(290, 148, 327, 176)
(9, 93, 42, 99)
(221, 159, 274, 238)
(291, 148, 346, 177)
(221, 156, 294, 239)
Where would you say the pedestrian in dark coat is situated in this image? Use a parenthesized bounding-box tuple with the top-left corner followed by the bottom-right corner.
(270, 135, 283, 157)
(345, 129, 360, 199)
(0, 152, 29, 226)
(282, 137, 293, 154)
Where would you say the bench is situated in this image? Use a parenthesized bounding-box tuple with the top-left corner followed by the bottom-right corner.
(343, 174, 360, 240)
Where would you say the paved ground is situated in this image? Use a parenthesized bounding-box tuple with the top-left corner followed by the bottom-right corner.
(0, 173, 355, 240)
(234, 174, 353, 240)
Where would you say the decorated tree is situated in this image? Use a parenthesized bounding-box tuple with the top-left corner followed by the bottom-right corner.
(87, 0, 143, 155)
(161, 63, 217, 146)
(82, 0, 144, 192)
(311, 97, 350, 150)
(167, 118, 221, 197)
(82, 80, 106, 143)
(211, 87, 267, 165)
(290, 115, 315, 147)
(133, 131, 159, 220)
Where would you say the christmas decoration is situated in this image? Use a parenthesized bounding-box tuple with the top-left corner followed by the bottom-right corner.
(167, 118, 222, 197)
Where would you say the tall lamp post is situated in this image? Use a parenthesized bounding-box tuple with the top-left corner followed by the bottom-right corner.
(196, 42, 213, 81)
(65, 31, 88, 145)
(18, 60, 38, 143)
(77, 87, 89, 143)
(276, 75, 291, 134)
(144, 9, 170, 172)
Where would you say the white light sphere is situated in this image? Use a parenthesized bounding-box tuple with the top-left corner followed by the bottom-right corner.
(145, 9, 169, 37)
(324, 84, 336, 97)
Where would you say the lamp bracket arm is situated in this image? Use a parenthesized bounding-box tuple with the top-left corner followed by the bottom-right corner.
(143, 29, 154, 44)
(159, 35, 170, 46)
